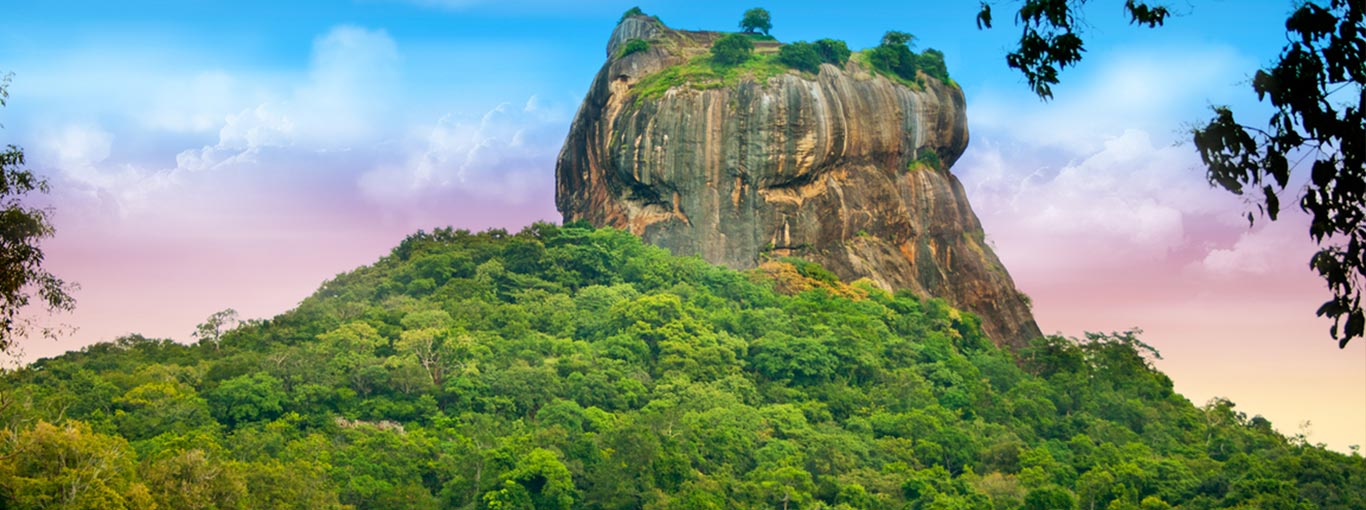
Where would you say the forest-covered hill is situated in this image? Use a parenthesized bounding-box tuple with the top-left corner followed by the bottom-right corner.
(1, 223, 1362, 510)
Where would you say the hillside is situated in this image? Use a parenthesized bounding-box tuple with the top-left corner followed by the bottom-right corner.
(2, 223, 1363, 510)
(556, 13, 1040, 348)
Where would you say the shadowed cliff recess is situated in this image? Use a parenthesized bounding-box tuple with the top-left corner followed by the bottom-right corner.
(556, 13, 1042, 348)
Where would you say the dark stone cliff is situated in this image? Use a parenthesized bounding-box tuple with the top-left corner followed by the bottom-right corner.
(556, 16, 1042, 347)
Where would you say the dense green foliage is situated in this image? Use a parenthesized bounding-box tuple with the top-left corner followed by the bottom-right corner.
(740, 8, 772, 35)
(620, 6, 645, 23)
(618, 39, 650, 59)
(911, 150, 942, 172)
(777, 42, 822, 74)
(777, 40, 853, 74)
(710, 33, 754, 67)
(619, 6, 664, 26)
(813, 39, 852, 67)
(864, 31, 952, 87)
(631, 52, 790, 99)
(2, 224, 1363, 509)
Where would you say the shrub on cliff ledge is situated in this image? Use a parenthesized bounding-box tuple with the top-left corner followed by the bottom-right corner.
(620, 6, 644, 22)
(865, 30, 953, 86)
(813, 38, 851, 67)
(711, 33, 753, 67)
(867, 31, 919, 84)
(777, 41, 821, 74)
(918, 48, 950, 84)
(618, 38, 649, 58)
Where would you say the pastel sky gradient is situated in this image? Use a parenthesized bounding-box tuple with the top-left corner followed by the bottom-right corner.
(2, 1, 1362, 450)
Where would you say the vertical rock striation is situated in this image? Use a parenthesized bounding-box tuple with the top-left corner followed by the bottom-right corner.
(557, 16, 1042, 347)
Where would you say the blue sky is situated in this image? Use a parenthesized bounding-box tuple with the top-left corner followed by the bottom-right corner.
(2, 1, 1362, 450)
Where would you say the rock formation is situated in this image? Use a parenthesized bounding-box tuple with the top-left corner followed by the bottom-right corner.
(556, 15, 1042, 347)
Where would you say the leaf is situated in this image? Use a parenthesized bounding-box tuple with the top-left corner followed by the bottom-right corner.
(1316, 299, 1343, 318)
(1286, 3, 1337, 43)
(976, 3, 993, 30)
(1124, 0, 1170, 28)
(1311, 159, 1336, 188)
(1264, 185, 1280, 220)
(1345, 309, 1364, 341)
(1266, 151, 1289, 188)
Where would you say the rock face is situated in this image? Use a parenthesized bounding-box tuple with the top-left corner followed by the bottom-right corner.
(556, 16, 1041, 347)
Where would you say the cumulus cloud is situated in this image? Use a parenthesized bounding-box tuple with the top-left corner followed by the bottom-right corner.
(39, 124, 112, 173)
(174, 104, 296, 173)
(173, 25, 400, 174)
(1197, 217, 1316, 278)
(142, 70, 255, 134)
(9, 24, 406, 223)
(959, 129, 1247, 277)
(15, 21, 570, 232)
(359, 96, 568, 206)
(969, 45, 1254, 152)
(950, 41, 1311, 286)
(292, 26, 400, 143)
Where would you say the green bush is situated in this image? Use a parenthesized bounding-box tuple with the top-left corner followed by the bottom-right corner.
(918, 48, 951, 84)
(868, 31, 918, 84)
(711, 33, 754, 67)
(618, 38, 650, 58)
(620, 6, 644, 22)
(618, 6, 664, 26)
(882, 30, 914, 47)
(865, 31, 952, 86)
(1024, 486, 1077, 510)
(813, 38, 851, 66)
(914, 150, 942, 171)
(777, 41, 822, 74)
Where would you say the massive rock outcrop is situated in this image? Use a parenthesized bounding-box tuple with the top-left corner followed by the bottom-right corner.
(556, 16, 1042, 347)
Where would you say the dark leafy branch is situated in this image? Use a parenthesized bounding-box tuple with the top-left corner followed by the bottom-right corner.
(976, 0, 1169, 99)
(1194, 0, 1365, 347)
(983, 1, 1366, 348)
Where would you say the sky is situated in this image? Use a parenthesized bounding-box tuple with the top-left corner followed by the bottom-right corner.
(1, 0, 1362, 451)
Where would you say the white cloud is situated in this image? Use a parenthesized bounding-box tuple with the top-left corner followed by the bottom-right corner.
(40, 123, 112, 172)
(9, 50, 277, 137)
(142, 70, 255, 134)
(1198, 218, 1315, 278)
(359, 96, 567, 206)
(953, 42, 1284, 281)
(292, 26, 400, 143)
(33, 123, 177, 215)
(169, 26, 400, 175)
(961, 129, 1239, 270)
(969, 45, 1254, 152)
(174, 104, 296, 173)
(15, 25, 404, 219)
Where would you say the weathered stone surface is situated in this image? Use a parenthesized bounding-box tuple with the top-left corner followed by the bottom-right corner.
(557, 16, 1042, 347)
